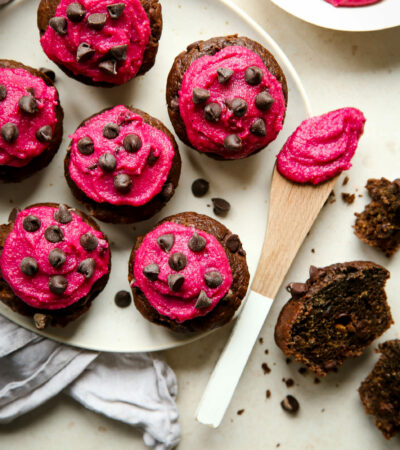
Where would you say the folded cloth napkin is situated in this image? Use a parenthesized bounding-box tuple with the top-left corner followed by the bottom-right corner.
(0, 315, 180, 449)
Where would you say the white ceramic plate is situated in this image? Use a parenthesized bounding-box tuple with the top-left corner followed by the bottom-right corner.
(0, 0, 310, 352)
(270, 0, 400, 32)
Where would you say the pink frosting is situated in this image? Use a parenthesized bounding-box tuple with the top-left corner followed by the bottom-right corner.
(179, 46, 286, 159)
(276, 108, 366, 185)
(0, 68, 58, 167)
(0, 206, 110, 310)
(133, 222, 233, 322)
(68, 105, 175, 206)
(40, 0, 151, 85)
(325, 0, 381, 6)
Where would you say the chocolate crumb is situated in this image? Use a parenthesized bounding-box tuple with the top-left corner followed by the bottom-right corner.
(286, 358, 291, 364)
(266, 390, 271, 399)
(314, 378, 321, 384)
(265, 349, 269, 355)
(321, 408, 325, 413)
(285, 378, 294, 388)
(298, 367, 307, 375)
(262, 362, 271, 374)
(259, 337, 264, 344)
(276, 445, 280, 448)
(342, 176, 349, 186)
(237, 409, 245, 416)
(311, 248, 315, 254)
(341, 192, 355, 204)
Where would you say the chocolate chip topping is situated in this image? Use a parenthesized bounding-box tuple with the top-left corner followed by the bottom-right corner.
(49, 16, 67, 35)
(80, 233, 98, 251)
(143, 263, 160, 281)
(168, 252, 187, 272)
(109, 44, 127, 62)
(161, 182, 174, 200)
(168, 273, 184, 291)
(23, 215, 41, 232)
(66, 3, 86, 22)
(107, 3, 126, 19)
(103, 123, 120, 139)
(18, 96, 38, 114)
(245, 66, 263, 85)
(309, 265, 319, 280)
(217, 67, 234, 84)
(250, 118, 266, 137)
(39, 68, 56, 82)
(229, 98, 247, 117)
(212, 198, 231, 217)
(76, 42, 95, 63)
(0, 84, 7, 101)
(36, 125, 53, 143)
(191, 178, 209, 197)
(77, 258, 96, 278)
(192, 87, 210, 105)
(123, 134, 141, 153)
(44, 225, 64, 243)
(8, 207, 20, 222)
(20, 257, 38, 276)
(1, 123, 18, 142)
(147, 148, 159, 166)
(188, 232, 206, 252)
(204, 103, 222, 122)
(287, 282, 307, 297)
(98, 59, 117, 75)
(48, 248, 66, 268)
(49, 275, 68, 295)
(87, 13, 107, 29)
(98, 152, 117, 172)
(281, 395, 300, 414)
(222, 289, 233, 302)
(114, 173, 132, 194)
(226, 234, 240, 252)
(223, 134, 242, 152)
(33, 313, 50, 330)
(54, 204, 72, 224)
(157, 234, 174, 252)
(195, 290, 212, 309)
(77, 136, 94, 155)
(255, 91, 274, 111)
(204, 271, 223, 288)
(114, 290, 131, 307)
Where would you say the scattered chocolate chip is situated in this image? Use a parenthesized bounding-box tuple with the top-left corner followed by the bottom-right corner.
(45, 225, 64, 243)
(87, 13, 107, 29)
(114, 173, 132, 194)
(285, 378, 294, 388)
(33, 313, 50, 330)
(250, 118, 266, 136)
(226, 234, 240, 252)
(168, 252, 187, 271)
(20, 257, 38, 276)
(223, 134, 242, 152)
(18, 96, 38, 114)
(195, 290, 212, 309)
(103, 123, 120, 139)
(107, 3, 125, 19)
(48, 248, 66, 268)
(188, 232, 206, 252)
(1, 123, 18, 142)
(204, 271, 223, 288)
(286, 282, 307, 297)
(147, 148, 159, 166)
(237, 409, 245, 416)
(157, 234, 174, 252)
(281, 395, 299, 414)
(217, 67, 233, 84)
(80, 233, 98, 251)
(143, 263, 160, 281)
(114, 290, 131, 307)
(341, 192, 355, 204)
(49, 16, 67, 35)
(161, 182, 174, 200)
(49, 275, 68, 295)
(222, 289, 233, 302)
(109, 44, 127, 61)
(77, 136, 94, 155)
(54, 204, 72, 224)
(36, 125, 53, 142)
(266, 390, 271, 399)
(77, 258, 96, 278)
(8, 207, 20, 222)
(66, 2, 86, 22)
(99, 59, 117, 75)
(245, 66, 263, 85)
(255, 91, 274, 111)
(212, 198, 231, 217)
(191, 178, 209, 197)
(98, 152, 117, 172)
(168, 273, 184, 291)
(123, 134, 141, 152)
(229, 98, 247, 117)
(204, 103, 222, 122)
(262, 362, 271, 374)
(192, 87, 210, 105)
(0, 84, 7, 101)
(23, 215, 41, 232)
(76, 42, 95, 63)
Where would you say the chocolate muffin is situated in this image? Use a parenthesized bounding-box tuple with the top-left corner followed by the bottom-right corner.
(275, 262, 393, 377)
(359, 340, 400, 440)
(65, 105, 181, 224)
(0, 59, 63, 183)
(166, 35, 288, 160)
(0, 203, 111, 328)
(38, 0, 162, 87)
(128, 212, 249, 333)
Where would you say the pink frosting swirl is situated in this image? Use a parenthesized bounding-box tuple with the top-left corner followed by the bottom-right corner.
(0, 68, 59, 167)
(276, 108, 366, 185)
(133, 222, 233, 322)
(0, 205, 110, 310)
(179, 46, 286, 159)
(40, 0, 151, 85)
(325, 0, 381, 6)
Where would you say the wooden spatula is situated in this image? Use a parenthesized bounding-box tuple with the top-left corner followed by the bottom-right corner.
(196, 166, 338, 427)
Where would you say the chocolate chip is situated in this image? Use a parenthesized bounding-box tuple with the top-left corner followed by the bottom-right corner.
(103, 123, 120, 139)
(1, 123, 18, 142)
(49, 248, 66, 268)
(18, 96, 38, 114)
(88, 13, 107, 29)
(217, 67, 233, 84)
(147, 148, 159, 166)
(114, 173, 132, 194)
(76, 42, 95, 63)
(168, 252, 187, 271)
(107, 3, 125, 19)
(157, 234, 174, 252)
(255, 91, 274, 111)
(45, 225, 64, 243)
(192, 87, 210, 105)
(204, 103, 222, 122)
(191, 178, 209, 197)
(39, 67, 56, 82)
(161, 182, 174, 200)
(229, 98, 247, 117)
(204, 271, 223, 288)
(80, 233, 98, 251)
(98, 152, 117, 172)
(23, 215, 41, 232)
(0, 84, 7, 101)
(66, 3, 86, 22)
(33, 313, 50, 330)
(54, 204, 72, 224)
(123, 134, 141, 153)
(77, 136, 94, 155)
(77, 258, 96, 278)
(49, 16, 67, 35)
(49, 275, 68, 295)
(245, 66, 263, 85)
(114, 290, 131, 307)
(36, 125, 53, 142)
(223, 134, 242, 152)
(287, 282, 307, 297)
(168, 273, 184, 291)
(99, 59, 117, 75)
(212, 197, 231, 216)
(143, 263, 159, 281)
(8, 207, 20, 222)
(222, 289, 233, 302)
(20, 257, 38, 276)
(195, 290, 212, 309)
(281, 395, 299, 414)
(226, 234, 240, 252)
(250, 118, 266, 137)
(188, 232, 206, 252)
(109, 44, 127, 62)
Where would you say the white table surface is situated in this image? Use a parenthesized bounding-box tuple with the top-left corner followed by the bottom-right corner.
(1, 1, 400, 449)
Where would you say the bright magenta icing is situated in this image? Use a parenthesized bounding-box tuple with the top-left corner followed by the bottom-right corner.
(325, 0, 381, 6)
(0, 68, 58, 167)
(179, 46, 286, 159)
(40, 0, 150, 85)
(0, 206, 110, 310)
(133, 222, 233, 322)
(276, 108, 366, 185)
(69, 105, 175, 206)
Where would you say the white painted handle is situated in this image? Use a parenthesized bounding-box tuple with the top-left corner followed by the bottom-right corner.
(196, 291, 273, 427)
